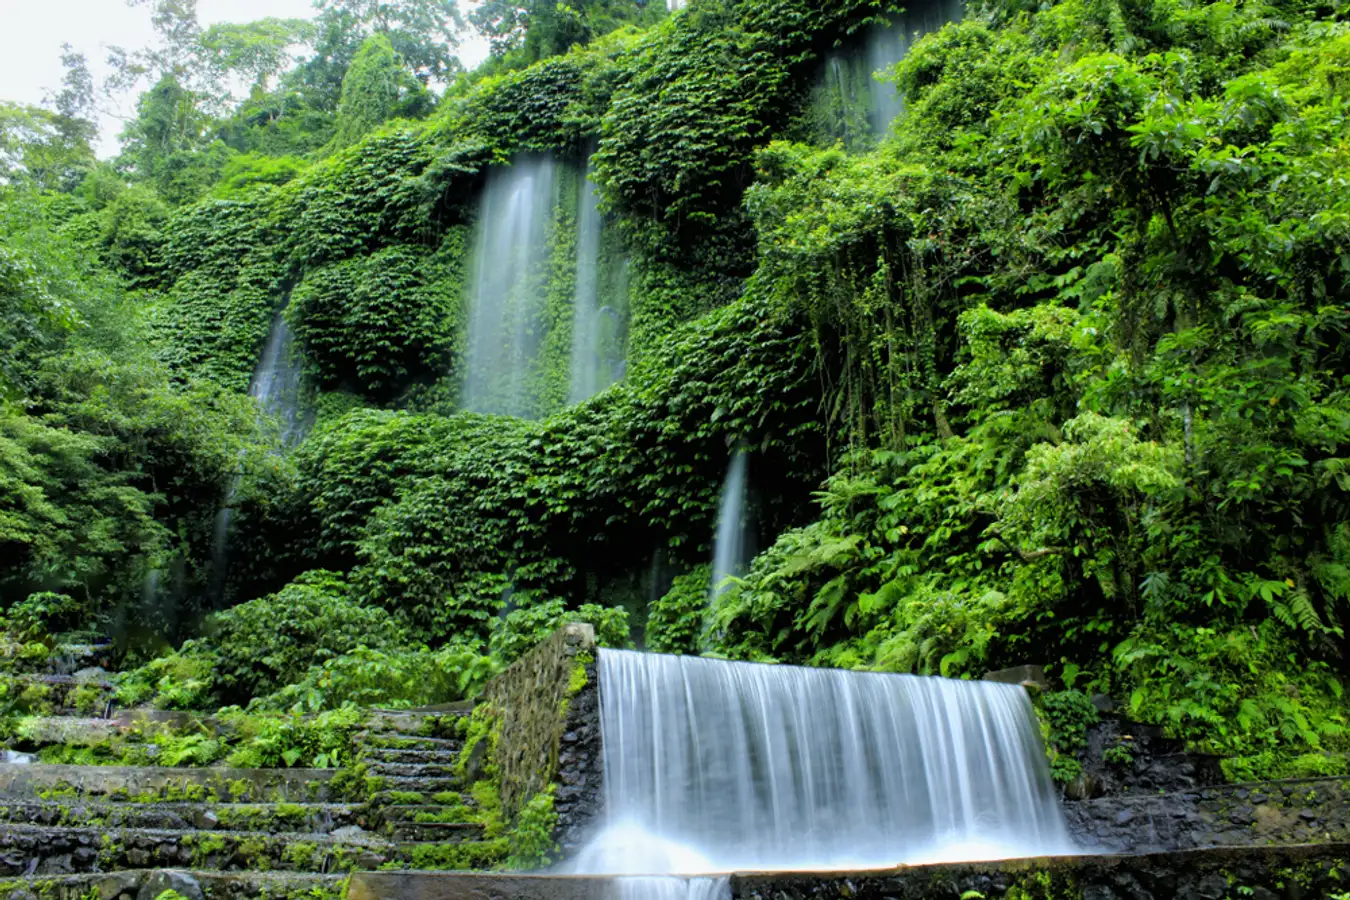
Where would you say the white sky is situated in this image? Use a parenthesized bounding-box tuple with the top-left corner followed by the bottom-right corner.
(0, 0, 489, 157)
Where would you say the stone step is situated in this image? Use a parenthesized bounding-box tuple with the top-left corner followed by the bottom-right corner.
(0, 675, 116, 716)
(4, 717, 120, 747)
(363, 748, 462, 765)
(358, 734, 464, 752)
(375, 803, 476, 824)
(0, 870, 344, 900)
(367, 712, 465, 736)
(392, 839, 507, 871)
(371, 775, 463, 795)
(387, 821, 485, 843)
(0, 800, 360, 834)
(366, 762, 458, 779)
(0, 764, 339, 803)
(0, 823, 392, 876)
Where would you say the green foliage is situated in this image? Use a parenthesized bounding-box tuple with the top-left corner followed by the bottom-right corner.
(645, 565, 710, 655)
(504, 787, 558, 870)
(288, 241, 461, 400)
(331, 34, 434, 150)
(1038, 690, 1100, 783)
(118, 571, 407, 708)
(489, 599, 631, 664)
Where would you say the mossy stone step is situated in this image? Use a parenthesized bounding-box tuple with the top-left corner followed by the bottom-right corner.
(0, 800, 359, 833)
(386, 821, 485, 843)
(366, 712, 465, 736)
(363, 748, 462, 765)
(374, 803, 477, 824)
(4, 716, 120, 746)
(0, 823, 392, 875)
(358, 734, 463, 752)
(366, 763, 458, 779)
(0, 763, 339, 802)
(0, 868, 345, 900)
(393, 838, 508, 872)
(1, 674, 115, 715)
(372, 775, 463, 795)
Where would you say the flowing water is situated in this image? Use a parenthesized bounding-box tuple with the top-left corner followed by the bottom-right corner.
(811, 0, 966, 146)
(864, 0, 966, 135)
(462, 156, 559, 418)
(568, 173, 605, 404)
(574, 649, 1074, 887)
(709, 450, 750, 602)
(250, 311, 310, 447)
(210, 307, 310, 596)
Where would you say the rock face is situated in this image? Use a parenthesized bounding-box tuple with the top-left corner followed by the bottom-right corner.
(477, 623, 602, 845)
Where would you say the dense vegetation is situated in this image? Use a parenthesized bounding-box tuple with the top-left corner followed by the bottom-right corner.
(2, 0, 1347, 784)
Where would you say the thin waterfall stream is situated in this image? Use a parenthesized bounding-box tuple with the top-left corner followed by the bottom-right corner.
(573, 650, 1076, 894)
(462, 156, 559, 418)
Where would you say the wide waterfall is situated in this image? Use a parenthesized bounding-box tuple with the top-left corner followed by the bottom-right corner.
(250, 311, 310, 446)
(462, 156, 559, 418)
(709, 450, 750, 601)
(575, 650, 1074, 880)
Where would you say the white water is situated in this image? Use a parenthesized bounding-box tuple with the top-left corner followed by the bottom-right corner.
(568, 172, 605, 404)
(462, 156, 559, 418)
(211, 308, 310, 595)
(250, 311, 310, 446)
(575, 650, 1074, 886)
(709, 450, 750, 602)
(864, 0, 966, 136)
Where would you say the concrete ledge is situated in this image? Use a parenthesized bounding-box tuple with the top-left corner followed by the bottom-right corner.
(346, 843, 1350, 900)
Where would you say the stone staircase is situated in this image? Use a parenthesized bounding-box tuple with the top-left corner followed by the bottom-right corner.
(0, 638, 504, 900)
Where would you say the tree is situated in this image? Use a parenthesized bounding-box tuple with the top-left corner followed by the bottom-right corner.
(200, 18, 317, 93)
(0, 104, 95, 193)
(313, 0, 463, 85)
(330, 34, 433, 149)
(471, 0, 662, 64)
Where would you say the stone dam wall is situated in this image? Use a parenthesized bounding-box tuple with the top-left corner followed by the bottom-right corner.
(477, 622, 602, 852)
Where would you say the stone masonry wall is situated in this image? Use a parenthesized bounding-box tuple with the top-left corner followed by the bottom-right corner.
(478, 623, 602, 847)
(1065, 775, 1350, 854)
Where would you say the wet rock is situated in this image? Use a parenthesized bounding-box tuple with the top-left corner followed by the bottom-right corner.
(330, 825, 367, 840)
(136, 870, 204, 900)
(96, 873, 137, 900)
(193, 809, 220, 830)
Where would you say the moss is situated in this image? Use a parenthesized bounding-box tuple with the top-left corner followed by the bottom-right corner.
(386, 790, 425, 804)
(404, 838, 508, 871)
(285, 841, 318, 868)
(238, 834, 273, 870)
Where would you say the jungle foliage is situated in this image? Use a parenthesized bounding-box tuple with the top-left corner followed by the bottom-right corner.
(1, 0, 1348, 783)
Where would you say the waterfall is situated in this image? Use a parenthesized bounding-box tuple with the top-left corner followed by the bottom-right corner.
(249, 311, 310, 447)
(575, 650, 1074, 882)
(211, 307, 310, 597)
(810, 0, 965, 146)
(462, 156, 559, 418)
(864, 0, 965, 136)
(709, 450, 750, 601)
(568, 172, 605, 404)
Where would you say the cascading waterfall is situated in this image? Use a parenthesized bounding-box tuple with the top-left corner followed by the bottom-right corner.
(573, 650, 1075, 890)
(210, 307, 311, 596)
(863, 0, 965, 135)
(462, 156, 559, 418)
(709, 450, 750, 601)
(249, 311, 310, 446)
(568, 173, 605, 404)
(809, 0, 965, 146)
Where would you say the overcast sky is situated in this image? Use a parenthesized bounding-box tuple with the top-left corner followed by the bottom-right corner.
(0, 0, 489, 157)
